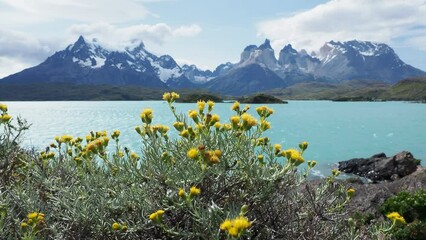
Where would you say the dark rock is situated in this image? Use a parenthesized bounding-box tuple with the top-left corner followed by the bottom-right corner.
(342, 166, 426, 217)
(238, 93, 287, 104)
(338, 151, 419, 182)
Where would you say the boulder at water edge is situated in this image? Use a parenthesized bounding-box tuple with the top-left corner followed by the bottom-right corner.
(338, 151, 419, 182)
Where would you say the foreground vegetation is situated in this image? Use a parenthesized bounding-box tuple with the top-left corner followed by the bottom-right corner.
(0, 96, 422, 239)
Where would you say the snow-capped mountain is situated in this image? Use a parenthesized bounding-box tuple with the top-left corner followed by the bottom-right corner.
(1, 36, 424, 97)
(313, 40, 425, 82)
(203, 39, 425, 95)
(1, 36, 192, 88)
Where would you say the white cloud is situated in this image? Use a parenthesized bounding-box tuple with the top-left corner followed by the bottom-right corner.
(0, 57, 33, 78)
(0, 0, 150, 26)
(67, 22, 202, 48)
(257, 0, 426, 53)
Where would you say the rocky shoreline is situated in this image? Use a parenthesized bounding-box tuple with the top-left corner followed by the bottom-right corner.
(336, 151, 425, 217)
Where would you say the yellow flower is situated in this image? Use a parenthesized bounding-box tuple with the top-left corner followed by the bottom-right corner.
(231, 101, 240, 111)
(112, 222, 121, 230)
(207, 100, 214, 112)
(299, 141, 308, 151)
(163, 92, 171, 101)
(241, 113, 257, 127)
(27, 212, 38, 220)
(274, 144, 282, 153)
(214, 122, 222, 130)
(211, 114, 220, 124)
(171, 92, 180, 100)
(163, 92, 180, 102)
(230, 116, 240, 125)
(1, 114, 12, 122)
(233, 216, 251, 230)
(220, 219, 232, 230)
(117, 151, 124, 157)
(21, 222, 28, 228)
(256, 106, 274, 118)
(214, 149, 222, 157)
(121, 225, 128, 232)
(260, 120, 271, 131)
(180, 129, 190, 138)
(149, 212, 157, 221)
(189, 186, 201, 196)
(0, 103, 7, 112)
(178, 188, 186, 198)
(60, 135, 73, 143)
(149, 209, 165, 222)
(220, 216, 251, 237)
(228, 227, 239, 237)
(130, 152, 139, 160)
(347, 188, 355, 198)
(188, 110, 198, 119)
(173, 121, 185, 131)
(140, 108, 153, 124)
(386, 212, 406, 224)
(197, 100, 206, 112)
(111, 130, 120, 139)
(187, 148, 199, 159)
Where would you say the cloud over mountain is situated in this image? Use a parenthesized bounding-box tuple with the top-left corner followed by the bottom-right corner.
(257, 0, 426, 54)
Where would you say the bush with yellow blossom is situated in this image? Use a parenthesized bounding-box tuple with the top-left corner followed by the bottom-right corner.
(0, 96, 361, 239)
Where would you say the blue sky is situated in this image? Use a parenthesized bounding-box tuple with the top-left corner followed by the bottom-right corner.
(0, 0, 425, 78)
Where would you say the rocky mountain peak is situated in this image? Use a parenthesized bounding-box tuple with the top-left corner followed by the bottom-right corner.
(258, 39, 272, 50)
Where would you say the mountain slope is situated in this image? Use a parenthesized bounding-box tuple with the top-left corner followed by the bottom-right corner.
(315, 40, 425, 83)
(0, 36, 193, 89)
(203, 64, 285, 96)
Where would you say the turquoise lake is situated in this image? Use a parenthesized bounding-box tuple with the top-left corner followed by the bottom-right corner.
(4, 101, 426, 176)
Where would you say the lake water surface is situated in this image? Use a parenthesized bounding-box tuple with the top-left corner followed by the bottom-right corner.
(4, 100, 426, 176)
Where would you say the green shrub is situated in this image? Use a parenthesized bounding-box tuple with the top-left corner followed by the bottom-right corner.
(380, 190, 426, 223)
(0, 95, 352, 239)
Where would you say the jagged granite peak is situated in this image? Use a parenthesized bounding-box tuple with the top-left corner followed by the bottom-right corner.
(239, 39, 279, 70)
(258, 39, 272, 50)
(278, 44, 320, 73)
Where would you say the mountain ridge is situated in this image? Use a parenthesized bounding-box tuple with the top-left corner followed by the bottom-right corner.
(1, 36, 425, 98)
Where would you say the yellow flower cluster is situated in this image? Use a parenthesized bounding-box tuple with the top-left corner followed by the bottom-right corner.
(54, 135, 73, 144)
(149, 209, 165, 223)
(0, 103, 10, 124)
(346, 188, 355, 198)
(386, 212, 406, 225)
(0, 103, 7, 112)
(203, 149, 222, 164)
(299, 141, 308, 151)
(39, 151, 55, 160)
(187, 148, 199, 159)
(111, 130, 120, 140)
(111, 222, 128, 231)
(22, 212, 46, 229)
(307, 160, 317, 168)
(256, 106, 274, 118)
(163, 92, 180, 103)
(140, 108, 153, 124)
(85, 136, 109, 155)
(231, 101, 240, 111)
(220, 216, 251, 237)
(189, 186, 201, 197)
(281, 149, 305, 166)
